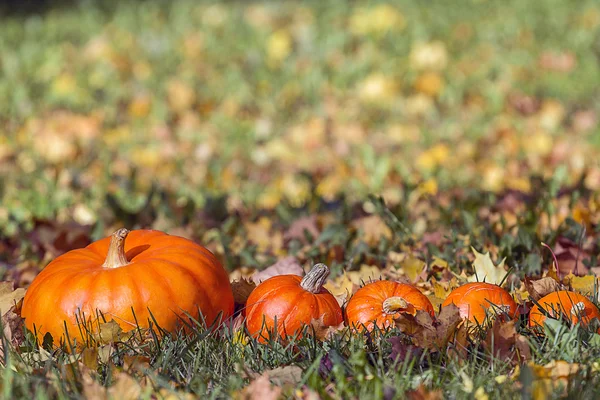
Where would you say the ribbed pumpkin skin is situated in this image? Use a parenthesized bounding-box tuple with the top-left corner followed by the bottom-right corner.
(529, 291, 600, 329)
(442, 282, 517, 324)
(345, 281, 435, 331)
(245, 274, 343, 341)
(22, 230, 234, 345)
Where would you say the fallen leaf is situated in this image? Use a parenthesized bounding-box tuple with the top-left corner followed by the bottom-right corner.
(483, 320, 531, 364)
(239, 375, 282, 400)
(94, 320, 123, 344)
(394, 305, 461, 351)
(308, 316, 345, 341)
(388, 336, 423, 364)
(564, 274, 597, 295)
(252, 257, 303, 284)
(0, 307, 25, 360)
(231, 279, 256, 305)
(524, 277, 562, 301)
(108, 372, 142, 400)
(0, 282, 26, 315)
(351, 215, 393, 246)
(283, 215, 320, 245)
(467, 247, 508, 286)
(324, 264, 381, 300)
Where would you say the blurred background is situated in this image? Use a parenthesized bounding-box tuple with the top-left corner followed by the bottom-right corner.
(1, 0, 599, 276)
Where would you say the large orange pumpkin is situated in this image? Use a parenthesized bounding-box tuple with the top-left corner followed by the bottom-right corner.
(529, 291, 600, 330)
(345, 280, 434, 331)
(442, 282, 517, 325)
(21, 229, 234, 345)
(245, 263, 343, 342)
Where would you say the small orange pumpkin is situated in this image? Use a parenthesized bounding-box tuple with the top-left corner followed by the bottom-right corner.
(345, 280, 435, 331)
(245, 263, 343, 342)
(22, 229, 234, 345)
(529, 291, 600, 330)
(442, 282, 517, 325)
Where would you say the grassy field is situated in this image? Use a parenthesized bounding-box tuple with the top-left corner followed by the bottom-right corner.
(1, 0, 600, 398)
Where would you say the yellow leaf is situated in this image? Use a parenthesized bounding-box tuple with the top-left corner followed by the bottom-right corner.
(409, 41, 448, 71)
(414, 72, 445, 97)
(267, 29, 292, 66)
(324, 264, 381, 299)
(566, 274, 597, 295)
(467, 247, 508, 286)
(399, 257, 426, 283)
(349, 4, 406, 36)
(474, 387, 488, 400)
(357, 73, 399, 104)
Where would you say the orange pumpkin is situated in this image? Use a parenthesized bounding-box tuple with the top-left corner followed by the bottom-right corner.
(529, 291, 600, 330)
(22, 229, 234, 345)
(442, 282, 517, 325)
(245, 263, 343, 342)
(345, 280, 435, 331)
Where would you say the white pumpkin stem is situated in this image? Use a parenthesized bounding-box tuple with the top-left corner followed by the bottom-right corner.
(383, 297, 409, 314)
(300, 263, 330, 294)
(102, 228, 130, 269)
(571, 302, 586, 316)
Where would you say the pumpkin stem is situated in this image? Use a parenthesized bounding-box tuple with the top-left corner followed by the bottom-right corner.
(102, 228, 130, 269)
(571, 302, 586, 316)
(383, 297, 409, 314)
(300, 263, 330, 294)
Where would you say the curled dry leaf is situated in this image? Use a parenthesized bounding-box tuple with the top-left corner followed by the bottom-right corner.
(393, 304, 462, 351)
(483, 320, 531, 365)
(251, 257, 304, 284)
(93, 320, 123, 344)
(231, 278, 256, 305)
(0, 281, 26, 315)
(308, 316, 345, 341)
(0, 307, 25, 361)
(524, 276, 563, 301)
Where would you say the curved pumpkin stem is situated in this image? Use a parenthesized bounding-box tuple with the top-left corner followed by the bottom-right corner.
(102, 228, 130, 269)
(300, 263, 330, 294)
(383, 297, 409, 314)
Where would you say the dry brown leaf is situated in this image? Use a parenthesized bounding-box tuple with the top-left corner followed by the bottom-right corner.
(552, 237, 591, 276)
(108, 372, 143, 400)
(251, 257, 303, 284)
(394, 305, 461, 351)
(283, 216, 320, 244)
(0, 282, 25, 316)
(483, 320, 531, 364)
(0, 307, 25, 360)
(351, 215, 392, 246)
(231, 279, 256, 305)
(94, 320, 123, 344)
(308, 316, 345, 341)
(524, 277, 562, 301)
